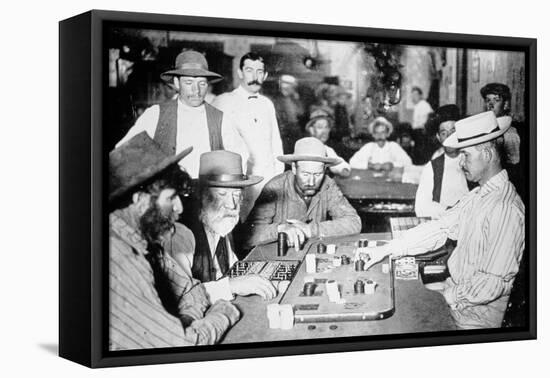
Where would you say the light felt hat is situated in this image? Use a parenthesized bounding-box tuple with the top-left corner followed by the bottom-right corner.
(161, 50, 223, 83)
(443, 111, 512, 149)
(367, 116, 394, 136)
(277, 137, 342, 166)
(109, 132, 193, 202)
(198, 150, 262, 188)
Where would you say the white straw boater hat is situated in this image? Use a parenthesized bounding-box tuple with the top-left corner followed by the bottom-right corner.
(278, 137, 342, 166)
(443, 111, 512, 149)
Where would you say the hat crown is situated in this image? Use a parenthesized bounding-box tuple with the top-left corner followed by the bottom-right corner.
(199, 150, 244, 177)
(174, 50, 209, 71)
(293, 137, 328, 159)
(455, 111, 501, 140)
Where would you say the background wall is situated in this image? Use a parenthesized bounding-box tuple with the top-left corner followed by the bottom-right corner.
(1, 1, 546, 377)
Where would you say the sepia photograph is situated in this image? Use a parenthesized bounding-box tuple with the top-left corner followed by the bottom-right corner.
(105, 19, 530, 353)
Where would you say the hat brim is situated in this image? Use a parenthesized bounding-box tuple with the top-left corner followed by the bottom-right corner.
(199, 175, 263, 188)
(160, 69, 223, 83)
(109, 146, 193, 202)
(443, 116, 512, 149)
(277, 155, 342, 167)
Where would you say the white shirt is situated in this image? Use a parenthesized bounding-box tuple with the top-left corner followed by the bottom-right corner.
(415, 154, 469, 219)
(213, 86, 284, 179)
(349, 141, 412, 169)
(214, 86, 284, 220)
(116, 99, 248, 178)
(326, 145, 351, 176)
(412, 99, 433, 129)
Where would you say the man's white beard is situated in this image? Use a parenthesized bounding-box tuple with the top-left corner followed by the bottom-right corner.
(201, 207, 239, 237)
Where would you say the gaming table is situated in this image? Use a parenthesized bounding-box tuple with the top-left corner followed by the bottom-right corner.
(221, 233, 456, 344)
(334, 168, 418, 201)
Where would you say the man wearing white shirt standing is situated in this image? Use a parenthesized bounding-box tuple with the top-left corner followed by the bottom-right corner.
(116, 50, 247, 178)
(213, 52, 284, 220)
(415, 105, 469, 219)
(349, 117, 412, 170)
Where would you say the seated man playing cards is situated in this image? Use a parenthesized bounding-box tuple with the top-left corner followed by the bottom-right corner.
(363, 112, 525, 330)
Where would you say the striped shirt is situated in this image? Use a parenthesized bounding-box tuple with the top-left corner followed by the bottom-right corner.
(389, 170, 525, 329)
(109, 208, 239, 351)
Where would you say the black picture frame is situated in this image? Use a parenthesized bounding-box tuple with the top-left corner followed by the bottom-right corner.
(59, 9, 537, 368)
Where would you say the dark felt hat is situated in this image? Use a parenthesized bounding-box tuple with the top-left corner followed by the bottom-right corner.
(426, 104, 460, 134)
(160, 50, 223, 83)
(109, 132, 193, 202)
(480, 83, 511, 100)
(198, 150, 262, 188)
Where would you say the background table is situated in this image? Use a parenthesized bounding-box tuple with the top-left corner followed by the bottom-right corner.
(222, 233, 456, 344)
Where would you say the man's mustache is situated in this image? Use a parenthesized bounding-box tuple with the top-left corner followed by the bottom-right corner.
(247, 80, 262, 86)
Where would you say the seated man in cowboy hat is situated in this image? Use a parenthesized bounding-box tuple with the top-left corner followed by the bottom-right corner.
(305, 109, 351, 177)
(362, 111, 525, 329)
(349, 116, 412, 171)
(415, 104, 469, 219)
(109, 132, 239, 351)
(116, 50, 248, 178)
(168, 150, 277, 300)
(244, 137, 361, 250)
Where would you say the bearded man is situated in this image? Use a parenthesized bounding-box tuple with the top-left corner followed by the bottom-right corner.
(169, 150, 277, 299)
(108, 132, 239, 351)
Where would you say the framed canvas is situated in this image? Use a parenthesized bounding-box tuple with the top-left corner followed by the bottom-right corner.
(59, 9, 536, 368)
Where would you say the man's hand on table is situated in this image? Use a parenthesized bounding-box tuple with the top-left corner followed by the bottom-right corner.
(277, 220, 312, 252)
(229, 274, 277, 300)
(363, 245, 393, 271)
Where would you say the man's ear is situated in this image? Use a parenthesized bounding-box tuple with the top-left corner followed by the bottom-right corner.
(237, 69, 244, 80)
(263, 72, 269, 81)
(173, 77, 180, 90)
(291, 162, 297, 175)
(132, 191, 151, 214)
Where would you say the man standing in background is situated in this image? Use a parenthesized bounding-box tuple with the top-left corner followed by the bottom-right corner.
(214, 52, 284, 220)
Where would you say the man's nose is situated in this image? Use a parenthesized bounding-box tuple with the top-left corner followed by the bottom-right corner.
(173, 197, 183, 214)
(225, 195, 238, 210)
(307, 175, 315, 186)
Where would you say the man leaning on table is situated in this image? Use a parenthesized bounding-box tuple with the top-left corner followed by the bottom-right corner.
(363, 111, 525, 329)
(244, 137, 361, 250)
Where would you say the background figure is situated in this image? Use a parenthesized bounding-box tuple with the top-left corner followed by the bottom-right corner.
(349, 117, 412, 170)
(273, 74, 306, 154)
(304, 109, 351, 177)
(480, 82, 524, 200)
(410, 86, 435, 164)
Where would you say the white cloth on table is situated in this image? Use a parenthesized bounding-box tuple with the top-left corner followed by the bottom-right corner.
(349, 141, 412, 169)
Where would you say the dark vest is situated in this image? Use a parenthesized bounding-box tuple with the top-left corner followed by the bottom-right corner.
(431, 154, 445, 203)
(153, 99, 224, 155)
(189, 221, 230, 283)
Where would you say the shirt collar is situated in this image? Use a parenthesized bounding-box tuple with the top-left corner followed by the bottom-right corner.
(177, 98, 205, 112)
(110, 208, 148, 254)
(236, 85, 260, 100)
(478, 169, 509, 197)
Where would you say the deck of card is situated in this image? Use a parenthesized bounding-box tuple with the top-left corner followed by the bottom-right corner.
(394, 257, 419, 280)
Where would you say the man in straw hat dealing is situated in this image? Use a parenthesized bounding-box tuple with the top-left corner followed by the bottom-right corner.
(109, 132, 239, 350)
(244, 137, 361, 250)
(362, 111, 525, 329)
(116, 50, 247, 178)
(168, 150, 277, 300)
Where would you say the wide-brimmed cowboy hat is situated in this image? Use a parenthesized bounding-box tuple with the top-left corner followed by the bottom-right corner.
(198, 150, 262, 188)
(443, 111, 512, 149)
(109, 132, 193, 202)
(160, 50, 223, 83)
(277, 137, 342, 166)
(367, 116, 394, 136)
